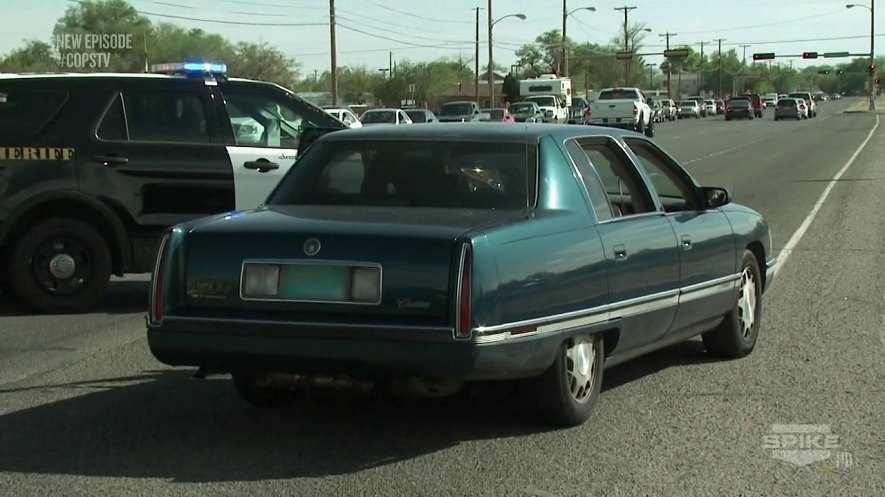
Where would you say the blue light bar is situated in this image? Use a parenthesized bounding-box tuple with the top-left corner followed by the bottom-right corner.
(149, 61, 228, 76)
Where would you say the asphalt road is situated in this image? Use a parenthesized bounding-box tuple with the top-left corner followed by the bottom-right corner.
(1, 98, 883, 497)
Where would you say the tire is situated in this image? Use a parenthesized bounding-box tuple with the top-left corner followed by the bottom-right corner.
(232, 370, 300, 408)
(8, 218, 112, 314)
(635, 115, 645, 134)
(644, 117, 655, 138)
(524, 334, 604, 427)
(702, 250, 763, 359)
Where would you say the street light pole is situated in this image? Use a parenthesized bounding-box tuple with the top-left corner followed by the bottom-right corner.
(713, 38, 726, 99)
(489, 10, 527, 106)
(474, 7, 481, 101)
(614, 6, 637, 86)
(561, 4, 596, 77)
(847, 2, 877, 110)
(660, 32, 677, 98)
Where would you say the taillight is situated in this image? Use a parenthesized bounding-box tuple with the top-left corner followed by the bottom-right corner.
(150, 233, 171, 325)
(726, 107, 732, 112)
(632, 105, 638, 115)
(585, 107, 592, 116)
(776, 106, 781, 110)
(454, 243, 472, 340)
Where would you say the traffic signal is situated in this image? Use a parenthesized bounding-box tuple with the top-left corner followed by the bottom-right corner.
(802, 52, 818, 59)
(877, 78, 881, 87)
(753, 53, 775, 61)
(818, 70, 831, 75)
(837, 69, 845, 77)
(869, 64, 876, 74)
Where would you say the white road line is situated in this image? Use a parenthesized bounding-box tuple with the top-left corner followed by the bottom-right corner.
(773, 114, 880, 278)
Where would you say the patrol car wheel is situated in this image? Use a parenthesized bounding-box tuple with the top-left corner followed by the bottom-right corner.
(525, 334, 603, 427)
(702, 250, 762, 359)
(9, 218, 111, 314)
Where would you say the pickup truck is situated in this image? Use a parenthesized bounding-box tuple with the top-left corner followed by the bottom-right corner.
(148, 123, 776, 427)
(524, 94, 569, 123)
(437, 100, 491, 122)
(584, 87, 654, 137)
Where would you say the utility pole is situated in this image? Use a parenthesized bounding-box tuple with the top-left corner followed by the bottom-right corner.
(698, 41, 705, 95)
(329, 0, 338, 106)
(562, 0, 568, 76)
(487, 0, 494, 106)
(713, 38, 726, 99)
(870, 0, 876, 111)
(474, 7, 481, 101)
(739, 44, 751, 65)
(614, 6, 637, 86)
(660, 32, 676, 98)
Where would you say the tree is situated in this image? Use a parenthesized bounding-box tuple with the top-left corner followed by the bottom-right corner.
(229, 41, 299, 89)
(502, 73, 520, 103)
(0, 41, 59, 72)
(53, 0, 152, 72)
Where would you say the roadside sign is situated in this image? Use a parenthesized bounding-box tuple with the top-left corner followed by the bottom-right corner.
(663, 49, 690, 58)
(615, 51, 634, 60)
(823, 52, 850, 58)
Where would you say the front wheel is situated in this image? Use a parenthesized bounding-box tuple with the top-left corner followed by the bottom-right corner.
(524, 334, 604, 427)
(8, 218, 112, 314)
(702, 250, 763, 359)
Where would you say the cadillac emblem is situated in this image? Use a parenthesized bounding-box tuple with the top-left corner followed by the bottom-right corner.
(303, 238, 321, 256)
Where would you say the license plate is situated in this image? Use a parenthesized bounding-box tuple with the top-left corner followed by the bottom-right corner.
(279, 264, 351, 301)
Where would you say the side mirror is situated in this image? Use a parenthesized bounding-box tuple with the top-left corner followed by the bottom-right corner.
(702, 186, 730, 208)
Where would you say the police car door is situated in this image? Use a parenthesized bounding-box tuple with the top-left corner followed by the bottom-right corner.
(217, 86, 342, 210)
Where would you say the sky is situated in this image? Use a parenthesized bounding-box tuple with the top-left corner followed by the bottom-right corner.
(1, 0, 882, 75)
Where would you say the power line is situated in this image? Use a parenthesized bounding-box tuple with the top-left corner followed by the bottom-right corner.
(66, 0, 325, 26)
(337, 23, 466, 49)
(135, 0, 290, 17)
(336, 15, 471, 44)
(365, 1, 472, 25)
(670, 9, 845, 36)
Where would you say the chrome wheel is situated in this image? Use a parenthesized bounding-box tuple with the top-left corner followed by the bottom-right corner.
(565, 336, 598, 403)
(737, 267, 758, 339)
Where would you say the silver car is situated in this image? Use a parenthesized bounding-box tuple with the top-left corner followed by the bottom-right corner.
(677, 100, 700, 119)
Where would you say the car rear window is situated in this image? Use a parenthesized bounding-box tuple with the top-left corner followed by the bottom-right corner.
(778, 99, 796, 107)
(268, 139, 537, 209)
(0, 89, 69, 141)
(598, 89, 641, 100)
(728, 100, 750, 106)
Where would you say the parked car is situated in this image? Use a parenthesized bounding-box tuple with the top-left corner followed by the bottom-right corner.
(660, 99, 678, 120)
(482, 108, 515, 123)
(359, 108, 413, 125)
(147, 123, 776, 427)
(568, 97, 590, 124)
(437, 101, 489, 122)
(677, 100, 701, 119)
(405, 108, 438, 123)
(323, 107, 362, 128)
(509, 101, 545, 123)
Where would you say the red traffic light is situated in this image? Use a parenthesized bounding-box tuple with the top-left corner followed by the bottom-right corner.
(870, 64, 877, 73)
(802, 52, 818, 59)
(876, 78, 881, 86)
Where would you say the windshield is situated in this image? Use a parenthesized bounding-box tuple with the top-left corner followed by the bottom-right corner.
(510, 103, 536, 113)
(679, 101, 695, 106)
(439, 103, 473, 115)
(268, 139, 535, 209)
(360, 111, 396, 123)
(526, 96, 556, 107)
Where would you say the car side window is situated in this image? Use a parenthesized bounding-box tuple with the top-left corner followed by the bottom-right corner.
(622, 138, 699, 212)
(96, 93, 128, 141)
(122, 90, 210, 143)
(564, 139, 613, 221)
(574, 137, 654, 217)
(224, 92, 305, 149)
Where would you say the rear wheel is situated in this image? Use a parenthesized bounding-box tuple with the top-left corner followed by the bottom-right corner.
(8, 218, 112, 314)
(525, 334, 604, 427)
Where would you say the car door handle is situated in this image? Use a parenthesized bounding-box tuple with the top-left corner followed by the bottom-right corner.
(681, 235, 692, 250)
(91, 155, 128, 166)
(244, 159, 280, 173)
(613, 244, 628, 261)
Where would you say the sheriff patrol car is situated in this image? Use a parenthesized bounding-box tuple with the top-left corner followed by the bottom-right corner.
(0, 62, 346, 314)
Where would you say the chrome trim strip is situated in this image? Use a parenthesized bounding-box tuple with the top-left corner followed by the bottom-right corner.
(148, 232, 170, 325)
(160, 315, 454, 334)
(473, 274, 742, 343)
(238, 258, 383, 305)
(453, 243, 471, 341)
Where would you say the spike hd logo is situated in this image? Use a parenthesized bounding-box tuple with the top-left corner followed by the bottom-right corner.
(762, 424, 853, 468)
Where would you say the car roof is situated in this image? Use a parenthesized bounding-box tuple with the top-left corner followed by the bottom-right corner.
(363, 108, 399, 112)
(317, 122, 642, 144)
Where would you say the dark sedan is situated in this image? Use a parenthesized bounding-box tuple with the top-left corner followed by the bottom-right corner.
(725, 99, 754, 120)
(774, 98, 802, 120)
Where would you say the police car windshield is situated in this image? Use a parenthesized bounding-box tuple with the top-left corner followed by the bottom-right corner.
(267, 139, 535, 210)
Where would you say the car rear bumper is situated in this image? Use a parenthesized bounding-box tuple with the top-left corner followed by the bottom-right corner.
(147, 318, 560, 381)
(583, 119, 639, 129)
